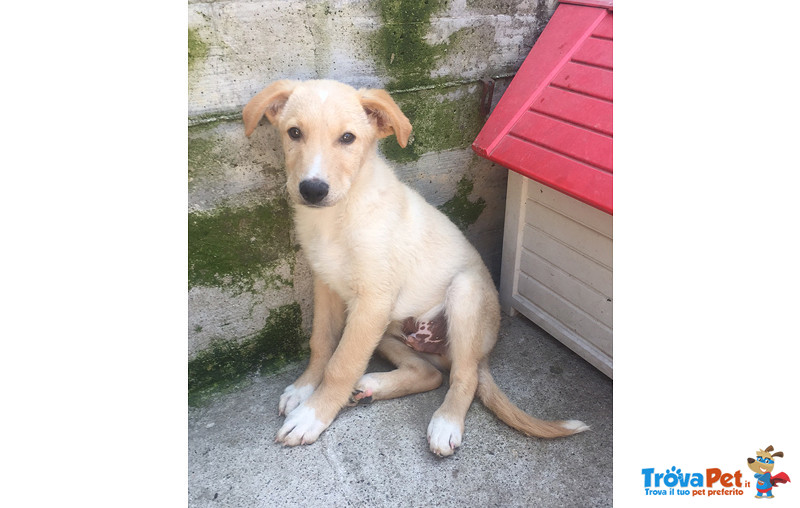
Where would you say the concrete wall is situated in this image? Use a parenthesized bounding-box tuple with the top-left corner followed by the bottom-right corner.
(188, 0, 558, 398)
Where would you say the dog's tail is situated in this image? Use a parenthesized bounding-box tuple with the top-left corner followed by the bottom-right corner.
(476, 360, 590, 438)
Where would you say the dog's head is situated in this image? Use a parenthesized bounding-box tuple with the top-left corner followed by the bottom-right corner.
(747, 445, 783, 474)
(243, 79, 412, 208)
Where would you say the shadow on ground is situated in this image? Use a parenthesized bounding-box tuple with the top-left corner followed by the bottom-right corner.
(189, 313, 612, 507)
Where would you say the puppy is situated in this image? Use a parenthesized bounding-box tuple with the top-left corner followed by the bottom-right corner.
(243, 79, 588, 456)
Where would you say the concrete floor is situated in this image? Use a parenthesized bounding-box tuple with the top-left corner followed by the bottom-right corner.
(188, 313, 613, 507)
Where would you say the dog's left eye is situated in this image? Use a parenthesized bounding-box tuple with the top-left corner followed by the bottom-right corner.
(339, 132, 356, 145)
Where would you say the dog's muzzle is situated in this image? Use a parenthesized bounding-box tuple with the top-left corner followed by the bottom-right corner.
(299, 179, 329, 205)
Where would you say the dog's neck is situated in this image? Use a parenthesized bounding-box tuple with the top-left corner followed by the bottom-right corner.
(350, 149, 395, 195)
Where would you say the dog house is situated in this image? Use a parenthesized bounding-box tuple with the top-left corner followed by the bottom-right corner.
(473, 0, 613, 377)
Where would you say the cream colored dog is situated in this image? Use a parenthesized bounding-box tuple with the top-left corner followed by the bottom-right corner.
(243, 79, 588, 456)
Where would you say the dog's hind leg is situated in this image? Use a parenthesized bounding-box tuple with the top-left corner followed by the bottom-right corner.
(427, 271, 500, 457)
(350, 333, 443, 404)
(279, 279, 345, 416)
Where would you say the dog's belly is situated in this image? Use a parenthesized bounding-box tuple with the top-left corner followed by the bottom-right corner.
(398, 313, 448, 355)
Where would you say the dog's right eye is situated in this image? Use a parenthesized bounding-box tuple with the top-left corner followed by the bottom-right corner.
(287, 127, 302, 140)
(339, 132, 356, 145)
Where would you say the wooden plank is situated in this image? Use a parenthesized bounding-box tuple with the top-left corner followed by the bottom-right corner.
(525, 181, 613, 237)
(491, 136, 613, 214)
(572, 37, 612, 69)
(511, 291, 613, 378)
(531, 85, 612, 136)
(472, 2, 613, 216)
(517, 273, 613, 356)
(519, 248, 612, 327)
(562, 0, 613, 9)
(472, 4, 608, 155)
(510, 111, 612, 172)
(521, 224, 612, 298)
(593, 12, 613, 39)
(524, 199, 612, 268)
(552, 61, 613, 101)
(499, 171, 527, 316)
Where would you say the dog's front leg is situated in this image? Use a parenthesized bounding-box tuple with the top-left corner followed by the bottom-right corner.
(276, 296, 391, 446)
(279, 279, 345, 415)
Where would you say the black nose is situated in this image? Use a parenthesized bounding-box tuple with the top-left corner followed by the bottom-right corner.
(298, 179, 329, 205)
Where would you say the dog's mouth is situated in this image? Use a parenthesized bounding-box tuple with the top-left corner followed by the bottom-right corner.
(296, 193, 340, 209)
(299, 200, 331, 209)
(288, 192, 330, 208)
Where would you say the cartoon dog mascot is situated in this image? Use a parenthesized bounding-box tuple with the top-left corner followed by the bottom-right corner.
(747, 445, 791, 499)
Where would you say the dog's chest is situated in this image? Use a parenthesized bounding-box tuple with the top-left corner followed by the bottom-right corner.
(300, 227, 357, 298)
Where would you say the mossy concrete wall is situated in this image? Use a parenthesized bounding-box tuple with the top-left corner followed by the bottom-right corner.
(188, 0, 558, 397)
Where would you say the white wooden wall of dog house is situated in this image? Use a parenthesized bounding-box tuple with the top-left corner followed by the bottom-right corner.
(499, 171, 613, 378)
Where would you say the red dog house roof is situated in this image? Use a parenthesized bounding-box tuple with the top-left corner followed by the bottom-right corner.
(472, 0, 613, 214)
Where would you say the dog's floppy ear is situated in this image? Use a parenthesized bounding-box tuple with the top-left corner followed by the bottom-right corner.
(360, 89, 412, 148)
(242, 80, 298, 137)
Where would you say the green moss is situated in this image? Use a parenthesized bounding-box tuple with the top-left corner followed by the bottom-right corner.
(187, 132, 235, 196)
(380, 86, 485, 162)
(188, 303, 307, 406)
(371, 1, 487, 161)
(438, 177, 486, 231)
(188, 27, 208, 73)
(187, 121, 247, 195)
(188, 113, 241, 129)
(187, 136, 217, 175)
(374, 0, 449, 91)
(188, 199, 295, 292)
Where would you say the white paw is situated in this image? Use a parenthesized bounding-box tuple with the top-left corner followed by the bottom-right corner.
(278, 384, 314, 416)
(275, 403, 329, 446)
(427, 416, 463, 457)
(350, 373, 380, 403)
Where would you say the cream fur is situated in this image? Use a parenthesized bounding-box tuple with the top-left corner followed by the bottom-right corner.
(243, 79, 587, 456)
